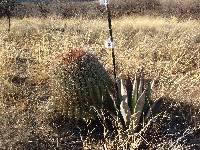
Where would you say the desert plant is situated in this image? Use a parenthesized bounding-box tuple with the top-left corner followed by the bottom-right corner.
(114, 68, 155, 130)
(51, 49, 117, 121)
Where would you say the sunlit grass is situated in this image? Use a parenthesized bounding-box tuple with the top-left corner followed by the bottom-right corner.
(0, 15, 200, 149)
(0, 15, 199, 114)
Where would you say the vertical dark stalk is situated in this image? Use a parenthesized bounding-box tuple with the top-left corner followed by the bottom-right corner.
(106, 4, 118, 102)
(105, 4, 126, 129)
(8, 12, 11, 32)
(6, 6, 11, 32)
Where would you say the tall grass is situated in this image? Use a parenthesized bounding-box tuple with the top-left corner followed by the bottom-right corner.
(0, 16, 200, 148)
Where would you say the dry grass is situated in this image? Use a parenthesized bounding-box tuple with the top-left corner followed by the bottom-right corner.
(0, 16, 200, 149)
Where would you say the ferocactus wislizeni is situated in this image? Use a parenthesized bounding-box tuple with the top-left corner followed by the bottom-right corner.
(52, 49, 116, 120)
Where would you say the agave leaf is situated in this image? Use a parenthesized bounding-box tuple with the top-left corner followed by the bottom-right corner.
(120, 98, 131, 126)
(131, 74, 138, 114)
(107, 88, 119, 115)
(133, 90, 146, 126)
(138, 68, 144, 96)
(120, 79, 127, 102)
(126, 76, 133, 112)
(145, 80, 157, 119)
(143, 80, 152, 117)
(146, 80, 154, 103)
(108, 89, 115, 103)
(150, 80, 155, 90)
(106, 85, 119, 111)
(108, 86, 127, 129)
(120, 79, 131, 126)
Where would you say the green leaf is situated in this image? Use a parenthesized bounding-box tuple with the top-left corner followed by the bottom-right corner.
(120, 98, 131, 126)
(138, 68, 144, 96)
(133, 90, 146, 126)
(131, 74, 138, 114)
(120, 79, 127, 102)
(120, 79, 131, 126)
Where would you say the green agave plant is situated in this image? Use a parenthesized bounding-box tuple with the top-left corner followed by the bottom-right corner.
(114, 68, 155, 129)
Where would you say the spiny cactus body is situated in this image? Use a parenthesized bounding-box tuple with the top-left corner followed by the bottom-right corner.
(53, 49, 116, 120)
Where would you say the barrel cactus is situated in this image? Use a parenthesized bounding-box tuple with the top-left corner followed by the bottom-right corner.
(51, 49, 116, 120)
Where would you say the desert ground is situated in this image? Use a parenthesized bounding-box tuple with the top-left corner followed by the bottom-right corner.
(0, 0, 200, 149)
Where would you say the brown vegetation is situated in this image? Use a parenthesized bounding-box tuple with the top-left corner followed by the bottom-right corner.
(0, 1, 200, 149)
(1, 0, 199, 19)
